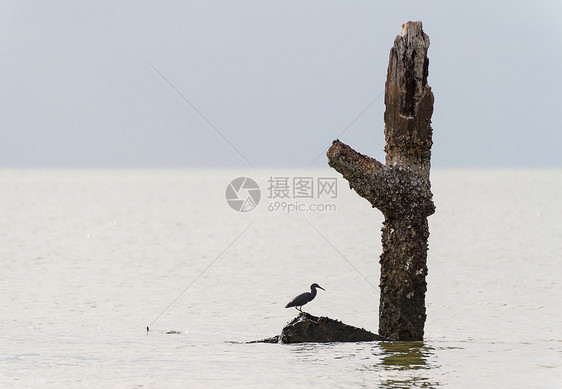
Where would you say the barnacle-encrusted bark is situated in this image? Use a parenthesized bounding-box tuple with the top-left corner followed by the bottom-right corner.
(327, 21, 434, 341)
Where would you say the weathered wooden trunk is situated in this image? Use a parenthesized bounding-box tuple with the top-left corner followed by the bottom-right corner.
(327, 21, 434, 340)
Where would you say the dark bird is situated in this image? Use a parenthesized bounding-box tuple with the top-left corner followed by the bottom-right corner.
(285, 283, 325, 312)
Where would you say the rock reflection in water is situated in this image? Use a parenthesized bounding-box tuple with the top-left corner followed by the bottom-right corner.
(381, 341, 431, 369)
(354, 342, 439, 388)
(379, 342, 438, 388)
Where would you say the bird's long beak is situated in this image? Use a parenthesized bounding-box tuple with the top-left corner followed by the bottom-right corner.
(318, 286, 326, 291)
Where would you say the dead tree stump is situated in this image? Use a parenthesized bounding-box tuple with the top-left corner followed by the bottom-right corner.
(327, 21, 434, 341)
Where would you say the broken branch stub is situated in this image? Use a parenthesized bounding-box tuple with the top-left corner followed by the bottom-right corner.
(384, 21, 434, 169)
(327, 21, 435, 341)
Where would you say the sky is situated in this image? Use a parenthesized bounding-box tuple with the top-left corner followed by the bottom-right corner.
(1, 1, 561, 168)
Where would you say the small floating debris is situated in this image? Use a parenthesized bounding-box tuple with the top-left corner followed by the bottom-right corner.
(146, 326, 183, 335)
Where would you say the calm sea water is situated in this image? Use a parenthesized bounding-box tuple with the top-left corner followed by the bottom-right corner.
(1, 169, 561, 388)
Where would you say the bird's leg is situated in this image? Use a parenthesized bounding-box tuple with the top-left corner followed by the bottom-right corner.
(296, 307, 302, 312)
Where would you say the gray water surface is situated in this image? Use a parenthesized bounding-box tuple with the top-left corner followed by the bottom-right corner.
(1, 169, 561, 388)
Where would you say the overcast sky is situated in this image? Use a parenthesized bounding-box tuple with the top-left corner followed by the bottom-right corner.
(1, 1, 561, 168)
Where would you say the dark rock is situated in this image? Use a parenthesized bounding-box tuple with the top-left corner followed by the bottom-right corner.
(281, 313, 387, 343)
(250, 313, 387, 344)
